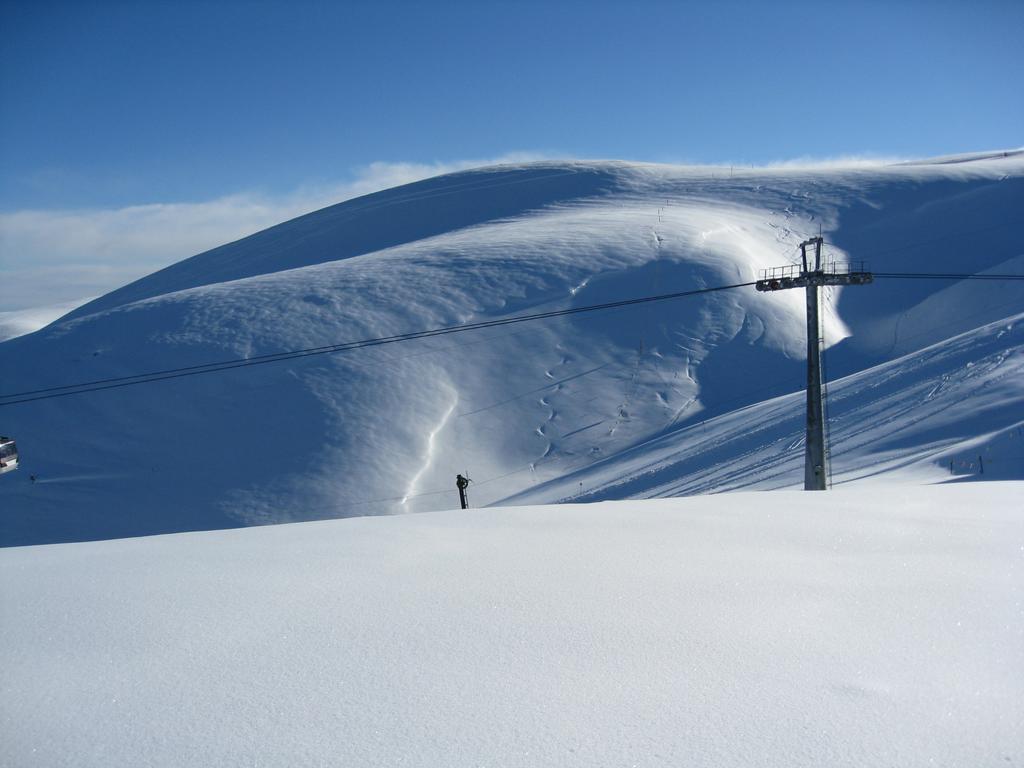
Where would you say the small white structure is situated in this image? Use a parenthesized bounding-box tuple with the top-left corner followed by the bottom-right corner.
(0, 435, 18, 474)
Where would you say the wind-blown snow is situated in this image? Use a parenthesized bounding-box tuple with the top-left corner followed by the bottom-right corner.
(1, 485, 1021, 767)
(0, 152, 1022, 545)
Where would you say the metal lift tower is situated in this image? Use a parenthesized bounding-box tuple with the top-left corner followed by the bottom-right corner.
(755, 237, 872, 490)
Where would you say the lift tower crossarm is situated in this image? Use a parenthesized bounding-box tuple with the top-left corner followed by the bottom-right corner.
(754, 237, 873, 490)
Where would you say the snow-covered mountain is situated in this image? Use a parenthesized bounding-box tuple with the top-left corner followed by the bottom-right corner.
(1, 151, 1022, 546)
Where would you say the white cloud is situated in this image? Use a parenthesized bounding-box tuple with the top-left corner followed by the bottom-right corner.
(0, 297, 96, 342)
(758, 153, 910, 169)
(0, 153, 550, 313)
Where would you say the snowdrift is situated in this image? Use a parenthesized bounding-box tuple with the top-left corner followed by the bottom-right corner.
(2, 486, 1022, 766)
(1, 153, 1022, 545)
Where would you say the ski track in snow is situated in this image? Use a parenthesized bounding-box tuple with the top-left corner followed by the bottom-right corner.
(402, 390, 458, 505)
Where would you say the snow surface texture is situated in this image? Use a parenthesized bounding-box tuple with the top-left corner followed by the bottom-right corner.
(508, 311, 1024, 505)
(2, 485, 1022, 767)
(1, 152, 1022, 545)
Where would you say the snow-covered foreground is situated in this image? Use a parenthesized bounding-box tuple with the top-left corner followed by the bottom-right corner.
(2, 485, 1021, 767)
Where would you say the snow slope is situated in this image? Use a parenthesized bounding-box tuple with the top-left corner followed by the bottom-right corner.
(508, 311, 1024, 504)
(2, 485, 1022, 767)
(1, 152, 1022, 546)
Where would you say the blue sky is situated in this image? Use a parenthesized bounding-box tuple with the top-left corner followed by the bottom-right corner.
(3, 0, 1021, 209)
(0, 0, 1021, 312)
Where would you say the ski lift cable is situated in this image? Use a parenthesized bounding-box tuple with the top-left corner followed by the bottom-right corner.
(1, 272, 1020, 409)
(873, 272, 1024, 280)
(0, 281, 756, 406)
